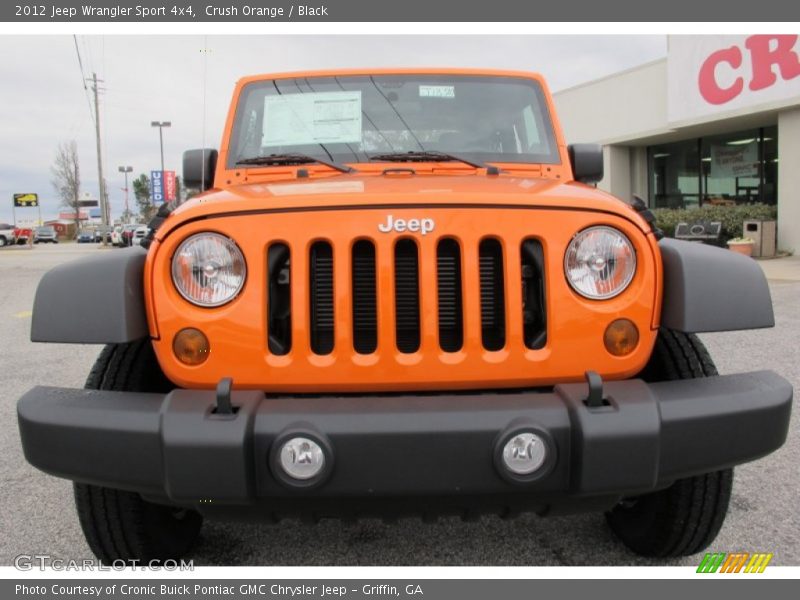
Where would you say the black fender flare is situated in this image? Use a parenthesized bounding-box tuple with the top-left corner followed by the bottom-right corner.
(31, 247, 149, 344)
(659, 238, 774, 333)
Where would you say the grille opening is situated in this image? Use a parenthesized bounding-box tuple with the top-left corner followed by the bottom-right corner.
(437, 238, 464, 352)
(352, 240, 378, 354)
(309, 241, 334, 355)
(267, 243, 291, 355)
(394, 239, 421, 353)
(521, 239, 547, 349)
(479, 238, 506, 351)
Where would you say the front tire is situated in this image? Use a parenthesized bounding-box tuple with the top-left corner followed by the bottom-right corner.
(74, 340, 203, 564)
(606, 329, 733, 557)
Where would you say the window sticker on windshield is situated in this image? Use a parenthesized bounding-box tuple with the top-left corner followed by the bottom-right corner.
(419, 85, 455, 98)
(263, 91, 362, 147)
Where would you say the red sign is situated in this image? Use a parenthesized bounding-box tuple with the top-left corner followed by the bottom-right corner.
(164, 171, 176, 202)
(59, 210, 89, 220)
(698, 35, 800, 105)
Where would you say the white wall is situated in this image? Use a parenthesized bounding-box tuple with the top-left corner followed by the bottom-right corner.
(598, 145, 631, 201)
(630, 147, 649, 199)
(778, 108, 800, 252)
(555, 60, 669, 145)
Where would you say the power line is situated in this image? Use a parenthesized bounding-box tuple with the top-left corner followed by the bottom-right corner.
(73, 35, 95, 124)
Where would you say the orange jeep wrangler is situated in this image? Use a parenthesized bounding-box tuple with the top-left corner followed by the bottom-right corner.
(19, 69, 792, 563)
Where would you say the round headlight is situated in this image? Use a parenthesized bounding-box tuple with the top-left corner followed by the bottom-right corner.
(172, 233, 246, 307)
(564, 226, 636, 299)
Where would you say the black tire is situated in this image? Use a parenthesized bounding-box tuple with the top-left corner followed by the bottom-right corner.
(74, 340, 203, 564)
(606, 328, 733, 558)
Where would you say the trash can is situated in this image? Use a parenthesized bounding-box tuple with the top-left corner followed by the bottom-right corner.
(743, 220, 777, 258)
(674, 221, 723, 246)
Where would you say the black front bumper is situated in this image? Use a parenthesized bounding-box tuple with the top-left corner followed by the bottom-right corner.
(17, 371, 792, 515)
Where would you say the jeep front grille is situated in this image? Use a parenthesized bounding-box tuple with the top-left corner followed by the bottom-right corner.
(479, 239, 506, 351)
(309, 242, 334, 355)
(393, 239, 421, 353)
(436, 239, 464, 352)
(351, 240, 378, 354)
(266, 237, 546, 356)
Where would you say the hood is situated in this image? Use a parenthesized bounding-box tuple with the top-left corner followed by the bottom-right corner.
(159, 172, 649, 239)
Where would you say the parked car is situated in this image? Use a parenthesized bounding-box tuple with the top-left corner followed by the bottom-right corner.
(110, 226, 124, 246)
(94, 225, 114, 244)
(33, 226, 58, 244)
(131, 226, 149, 246)
(0, 222, 14, 247)
(18, 68, 793, 565)
(14, 226, 32, 245)
(76, 230, 95, 244)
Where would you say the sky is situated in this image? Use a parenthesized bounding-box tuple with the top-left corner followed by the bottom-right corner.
(0, 35, 667, 224)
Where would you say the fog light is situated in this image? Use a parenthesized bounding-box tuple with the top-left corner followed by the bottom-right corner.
(604, 319, 639, 356)
(173, 328, 210, 365)
(279, 437, 325, 480)
(501, 432, 547, 475)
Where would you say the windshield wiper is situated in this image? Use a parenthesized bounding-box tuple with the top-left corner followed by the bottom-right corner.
(368, 150, 487, 170)
(235, 153, 354, 173)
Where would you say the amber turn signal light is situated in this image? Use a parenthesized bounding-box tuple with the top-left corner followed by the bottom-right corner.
(173, 328, 210, 365)
(604, 319, 639, 356)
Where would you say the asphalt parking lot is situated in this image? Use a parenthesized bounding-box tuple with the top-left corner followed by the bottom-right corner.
(1, 243, 798, 566)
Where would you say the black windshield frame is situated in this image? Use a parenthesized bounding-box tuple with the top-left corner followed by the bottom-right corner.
(226, 74, 561, 170)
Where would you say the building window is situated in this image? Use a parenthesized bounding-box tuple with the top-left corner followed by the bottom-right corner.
(648, 127, 778, 208)
(649, 139, 701, 208)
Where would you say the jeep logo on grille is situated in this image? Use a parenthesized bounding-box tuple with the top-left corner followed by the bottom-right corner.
(378, 215, 435, 235)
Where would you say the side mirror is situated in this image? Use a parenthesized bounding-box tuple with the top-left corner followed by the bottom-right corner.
(183, 148, 218, 191)
(568, 143, 604, 184)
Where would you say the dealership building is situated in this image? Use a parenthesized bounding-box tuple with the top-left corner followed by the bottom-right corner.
(554, 35, 800, 252)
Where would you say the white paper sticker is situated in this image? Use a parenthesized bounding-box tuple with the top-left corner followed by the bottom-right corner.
(267, 181, 365, 196)
(263, 91, 362, 147)
(419, 85, 455, 98)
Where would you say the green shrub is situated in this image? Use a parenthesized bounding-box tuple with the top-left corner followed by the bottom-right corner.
(652, 203, 777, 243)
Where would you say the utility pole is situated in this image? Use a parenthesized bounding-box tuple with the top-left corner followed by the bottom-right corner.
(89, 72, 108, 246)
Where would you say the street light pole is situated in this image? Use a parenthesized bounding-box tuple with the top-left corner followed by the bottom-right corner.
(118, 165, 133, 224)
(151, 121, 171, 174)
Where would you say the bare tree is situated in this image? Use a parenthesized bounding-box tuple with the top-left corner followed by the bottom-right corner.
(51, 141, 81, 233)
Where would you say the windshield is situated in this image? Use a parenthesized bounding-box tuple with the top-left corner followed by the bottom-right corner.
(228, 74, 559, 168)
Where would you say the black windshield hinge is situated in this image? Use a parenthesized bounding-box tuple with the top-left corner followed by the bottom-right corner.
(630, 195, 664, 240)
(141, 201, 176, 249)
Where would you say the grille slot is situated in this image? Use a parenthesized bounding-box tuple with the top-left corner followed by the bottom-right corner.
(394, 239, 421, 353)
(309, 241, 334, 355)
(352, 240, 378, 354)
(267, 243, 291, 355)
(437, 238, 463, 352)
(479, 238, 506, 351)
(521, 239, 547, 349)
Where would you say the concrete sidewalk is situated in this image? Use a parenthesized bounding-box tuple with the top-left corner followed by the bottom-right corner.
(757, 254, 800, 282)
